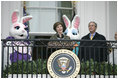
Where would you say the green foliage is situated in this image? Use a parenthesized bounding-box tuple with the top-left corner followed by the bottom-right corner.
(80, 59, 117, 75)
(3, 59, 117, 78)
(3, 59, 47, 77)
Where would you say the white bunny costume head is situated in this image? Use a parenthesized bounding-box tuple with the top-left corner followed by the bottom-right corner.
(9, 10, 32, 39)
(63, 15, 80, 39)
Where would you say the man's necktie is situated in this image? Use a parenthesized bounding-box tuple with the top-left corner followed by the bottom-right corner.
(90, 34, 93, 40)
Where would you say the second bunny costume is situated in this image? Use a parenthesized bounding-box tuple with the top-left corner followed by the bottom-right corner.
(62, 15, 80, 39)
(63, 15, 80, 55)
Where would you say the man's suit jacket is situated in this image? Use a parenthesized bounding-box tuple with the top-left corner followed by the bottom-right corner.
(79, 32, 108, 62)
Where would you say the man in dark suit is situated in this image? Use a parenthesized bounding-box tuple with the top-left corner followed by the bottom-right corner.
(79, 21, 108, 62)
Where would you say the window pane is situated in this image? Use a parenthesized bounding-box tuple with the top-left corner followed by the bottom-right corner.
(26, 1, 72, 33)
(27, 8, 56, 32)
(58, 9, 73, 22)
(58, 1, 72, 8)
(26, 1, 56, 7)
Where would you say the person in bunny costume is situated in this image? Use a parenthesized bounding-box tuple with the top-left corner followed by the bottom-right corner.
(62, 15, 80, 55)
(62, 15, 80, 39)
(6, 10, 32, 63)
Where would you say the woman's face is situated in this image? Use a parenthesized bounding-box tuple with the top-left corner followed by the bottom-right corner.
(56, 24, 63, 34)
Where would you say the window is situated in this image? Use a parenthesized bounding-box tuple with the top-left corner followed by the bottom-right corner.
(26, 1, 73, 36)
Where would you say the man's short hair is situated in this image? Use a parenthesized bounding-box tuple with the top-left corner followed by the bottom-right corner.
(88, 21, 97, 27)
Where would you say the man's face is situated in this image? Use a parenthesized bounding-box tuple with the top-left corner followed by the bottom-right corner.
(88, 22, 97, 33)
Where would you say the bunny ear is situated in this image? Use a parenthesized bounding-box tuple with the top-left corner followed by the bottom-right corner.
(72, 15, 80, 29)
(21, 16, 32, 24)
(12, 10, 20, 23)
(62, 15, 70, 28)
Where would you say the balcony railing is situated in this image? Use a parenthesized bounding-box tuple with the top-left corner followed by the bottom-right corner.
(1, 39, 117, 78)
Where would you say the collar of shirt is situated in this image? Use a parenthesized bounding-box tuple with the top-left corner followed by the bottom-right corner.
(56, 33, 64, 39)
(89, 32, 96, 38)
